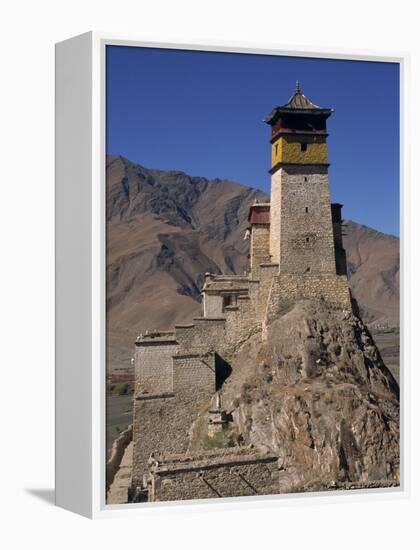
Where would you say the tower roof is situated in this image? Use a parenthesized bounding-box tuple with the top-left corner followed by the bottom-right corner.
(264, 81, 333, 124)
(248, 202, 270, 224)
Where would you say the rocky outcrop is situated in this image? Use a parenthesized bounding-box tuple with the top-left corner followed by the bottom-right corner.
(113, 299, 400, 501)
(219, 301, 399, 493)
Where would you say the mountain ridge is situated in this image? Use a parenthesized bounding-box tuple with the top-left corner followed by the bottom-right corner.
(106, 154, 399, 370)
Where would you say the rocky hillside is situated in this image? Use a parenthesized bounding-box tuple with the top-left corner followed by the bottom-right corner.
(206, 301, 400, 491)
(106, 155, 399, 369)
(343, 221, 399, 324)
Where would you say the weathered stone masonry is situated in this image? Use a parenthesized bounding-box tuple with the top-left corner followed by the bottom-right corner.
(131, 83, 354, 502)
(132, 334, 217, 490)
(147, 449, 279, 502)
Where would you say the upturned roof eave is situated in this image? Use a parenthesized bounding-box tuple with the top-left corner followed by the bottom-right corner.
(264, 107, 334, 125)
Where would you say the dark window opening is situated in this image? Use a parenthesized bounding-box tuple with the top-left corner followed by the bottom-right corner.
(274, 143, 279, 155)
(223, 295, 232, 309)
(306, 237, 310, 242)
(304, 177, 308, 182)
(301, 143, 308, 152)
(305, 207, 309, 213)
(305, 267, 311, 273)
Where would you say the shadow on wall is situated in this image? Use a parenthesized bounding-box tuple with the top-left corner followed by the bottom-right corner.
(215, 353, 232, 391)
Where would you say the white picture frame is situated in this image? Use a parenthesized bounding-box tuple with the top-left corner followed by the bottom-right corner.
(55, 31, 409, 519)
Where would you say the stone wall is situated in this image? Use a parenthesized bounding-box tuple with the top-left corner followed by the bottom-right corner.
(250, 224, 270, 277)
(132, 394, 176, 489)
(224, 296, 260, 351)
(203, 293, 223, 317)
(265, 273, 352, 325)
(172, 353, 215, 396)
(132, 348, 218, 491)
(135, 336, 178, 394)
(147, 449, 279, 502)
(248, 265, 278, 323)
(270, 165, 337, 275)
(269, 169, 282, 264)
(175, 318, 226, 354)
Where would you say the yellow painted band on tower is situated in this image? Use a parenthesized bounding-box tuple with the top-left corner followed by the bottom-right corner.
(272, 136, 328, 166)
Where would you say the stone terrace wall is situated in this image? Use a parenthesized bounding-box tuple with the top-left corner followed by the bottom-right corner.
(148, 449, 279, 502)
(175, 318, 226, 355)
(265, 273, 352, 325)
(224, 296, 260, 350)
(133, 395, 176, 489)
(132, 352, 217, 492)
(172, 353, 215, 396)
(222, 265, 281, 350)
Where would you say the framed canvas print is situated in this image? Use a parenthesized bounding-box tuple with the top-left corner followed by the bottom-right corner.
(55, 32, 406, 518)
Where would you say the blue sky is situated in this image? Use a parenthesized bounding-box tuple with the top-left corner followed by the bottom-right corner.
(106, 46, 400, 236)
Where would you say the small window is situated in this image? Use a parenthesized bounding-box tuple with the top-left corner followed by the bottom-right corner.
(301, 143, 308, 152)
(274, 143, 279, 155)
(223, 295, 232, 309)
(304, 177, 308, 182)
(305, 207, 309, 213)
(305, 267, 311, 273)
(306, 237, 310, 242)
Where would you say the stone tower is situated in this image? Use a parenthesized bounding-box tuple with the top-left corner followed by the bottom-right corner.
(265, 82, 337, 275)
(128, 84, 352, 504)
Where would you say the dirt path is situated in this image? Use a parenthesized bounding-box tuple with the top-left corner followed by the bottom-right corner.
(107, 441, 133, 505)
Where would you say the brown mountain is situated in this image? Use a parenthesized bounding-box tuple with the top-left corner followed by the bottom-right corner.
(343, 221, 399, 324)
(106, 155, 399, 370)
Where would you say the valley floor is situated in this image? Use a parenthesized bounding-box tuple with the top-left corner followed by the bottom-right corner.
(370, 328, 400, 384)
